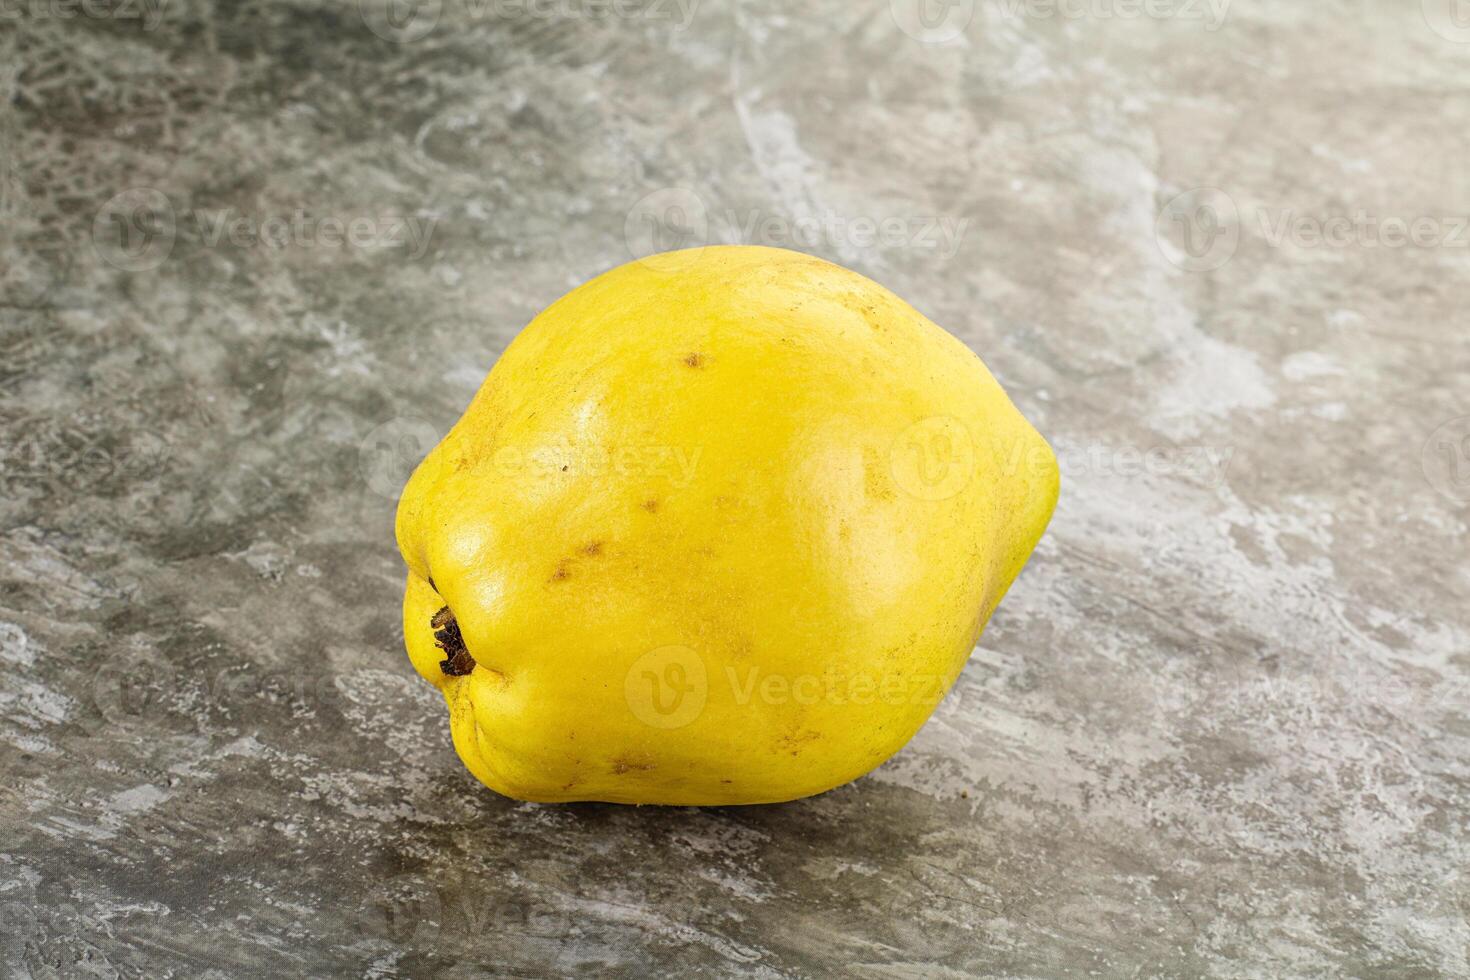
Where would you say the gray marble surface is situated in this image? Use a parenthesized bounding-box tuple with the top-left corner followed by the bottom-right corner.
(2, 1, 1468, 976)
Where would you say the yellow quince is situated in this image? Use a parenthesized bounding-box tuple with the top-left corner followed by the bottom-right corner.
(395, 245, 1057, 804)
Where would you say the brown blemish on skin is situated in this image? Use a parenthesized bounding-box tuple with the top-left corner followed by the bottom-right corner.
(641, 499, 659, 513)
(778, 730, 821, 757)
(550, 543, 603, 581)
(431, 606, 475, 676)
(427, 576, 438, 592)
(611, 757, 655, 775)
(683, 352, 705, 368)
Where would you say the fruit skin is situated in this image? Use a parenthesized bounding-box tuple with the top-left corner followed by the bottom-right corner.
(395, 245, 1058, 805)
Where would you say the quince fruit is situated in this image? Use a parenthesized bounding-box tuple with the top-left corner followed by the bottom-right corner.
(396, 245, 1057, 804)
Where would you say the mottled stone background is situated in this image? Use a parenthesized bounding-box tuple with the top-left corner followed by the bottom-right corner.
(1, 0, 1467, 976)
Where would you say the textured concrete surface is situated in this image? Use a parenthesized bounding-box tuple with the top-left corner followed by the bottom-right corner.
(2, 1, 1468, 976)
